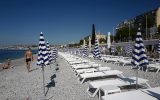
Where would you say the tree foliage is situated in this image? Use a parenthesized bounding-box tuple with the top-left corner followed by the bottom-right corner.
(79, 39, 83, 45)
(115, 25, 137, 42)
(99, 38, 106, 44)
(68, 43, 79, 47)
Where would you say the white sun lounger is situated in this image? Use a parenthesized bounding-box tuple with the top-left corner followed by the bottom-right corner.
(72, 63, 100, 71)
(75, 68, 96, 74)
(101, 87, 160, 100)
(78, 70, 123, 84)
(75, 66, 111, 77)
(72, 64, 91, 69)
(117, 59, 132, 66)
(146, 63, 160, 73)
(103, 56, 122, 63)
(69, 60, 88, 65)
(141, 87, 160, 99)
(87, 77, 151, 97)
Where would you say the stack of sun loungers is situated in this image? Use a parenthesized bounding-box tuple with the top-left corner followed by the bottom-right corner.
(59, 52, 160, 100)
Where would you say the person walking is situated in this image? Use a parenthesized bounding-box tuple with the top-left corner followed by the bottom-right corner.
(25, 48, 33, 72)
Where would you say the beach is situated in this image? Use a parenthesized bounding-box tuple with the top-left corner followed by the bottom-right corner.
(0, 54, 160, 100)
(0, 55, 97, 100)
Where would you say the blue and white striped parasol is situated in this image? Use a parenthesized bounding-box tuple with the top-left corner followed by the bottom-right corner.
(37, 32, 49, 96)
(125, 44, 133, 54)
(131, 30, 148, 67)
(52, 48, 58, 62)
(93, 38, 101, 59)
(157, 39, 160, 54)
(111, 46, 116, 54)
(46, 41, 53, 64)
(89, 36, 91, 52)
(131, 28, 148, 89)
(82, 42, 88, 57)
(76, 49, 79, 56)
(37, 32, 49, 66)
(79, 48, 83, 56)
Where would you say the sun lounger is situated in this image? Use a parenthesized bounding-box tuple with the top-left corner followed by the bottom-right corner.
(101, 87, 160, 100)
(72, 64, 91, 71)
(146, 63, 160, 73)
(87, 76, 151, 97)
(79, 70, 123, 84)
(75, 68, 96, 74)
(103, 56, 122, 63)
(141, 87, 160, 99)
(75, 66, 111, 77)
(69, 60, 88, 65)
(72, 63, 100, 71)
(99, 85, 121, 99)
(117, 59, 132, 66)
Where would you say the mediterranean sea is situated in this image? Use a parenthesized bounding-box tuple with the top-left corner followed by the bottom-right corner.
(0, 49, 37, 63)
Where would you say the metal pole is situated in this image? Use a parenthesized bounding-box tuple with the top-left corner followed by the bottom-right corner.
(129, 22, 130, 42)
(136, 66, 138, 90)
(146, 15, 148, 40)
(42, 66, 45, 96)
(113, 27, 115, 43)
(120, 34, 121, 42)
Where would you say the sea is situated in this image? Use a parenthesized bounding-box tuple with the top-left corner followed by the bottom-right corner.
(0, 49, 37, 63)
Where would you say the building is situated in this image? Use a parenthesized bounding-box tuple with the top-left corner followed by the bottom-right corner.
(156, 7, 160, 27)
(116, 7, 160, 39)
(84, 32, 106, 44)
(96, 32, 106, 41)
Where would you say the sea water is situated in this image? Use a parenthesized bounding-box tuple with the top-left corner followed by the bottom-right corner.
(0, 49, 37, 63)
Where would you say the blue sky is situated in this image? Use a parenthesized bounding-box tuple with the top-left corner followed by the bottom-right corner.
(0, 0, 160, 45)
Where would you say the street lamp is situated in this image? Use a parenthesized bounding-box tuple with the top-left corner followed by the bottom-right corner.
(120, 34, 121, 42)
(113, 27, 115, 43)
(146, 14, 148, 40)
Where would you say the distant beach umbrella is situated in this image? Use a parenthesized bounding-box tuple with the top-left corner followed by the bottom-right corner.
(76, 49, 79, 55)
(83, 39, 86, 48)
(46, 42, 53, 64)
(125, 44, 133, 54)
(101, 46, 106, 54)
(83, 41, 88, 57)
(157, 39, 160, 55)
(107, 32, 111, 49)
(79, 48, 83, 56)
(73, 48, 77, 55)
(52, 48, 57, 62)
(111, 46, 116, 54)
(131, 28, 148, 89)
(37, 32, 49, 97)
(93, 38, 101, 59)
(89, 36, 91, 51)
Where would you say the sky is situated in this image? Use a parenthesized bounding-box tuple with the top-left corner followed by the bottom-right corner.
(0, 0, 160, 45)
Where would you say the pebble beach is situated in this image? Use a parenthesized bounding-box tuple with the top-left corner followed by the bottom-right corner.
(0, 54, 160, 100)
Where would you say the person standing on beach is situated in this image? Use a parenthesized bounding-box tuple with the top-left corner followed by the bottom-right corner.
(25, 48, 33, 72)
